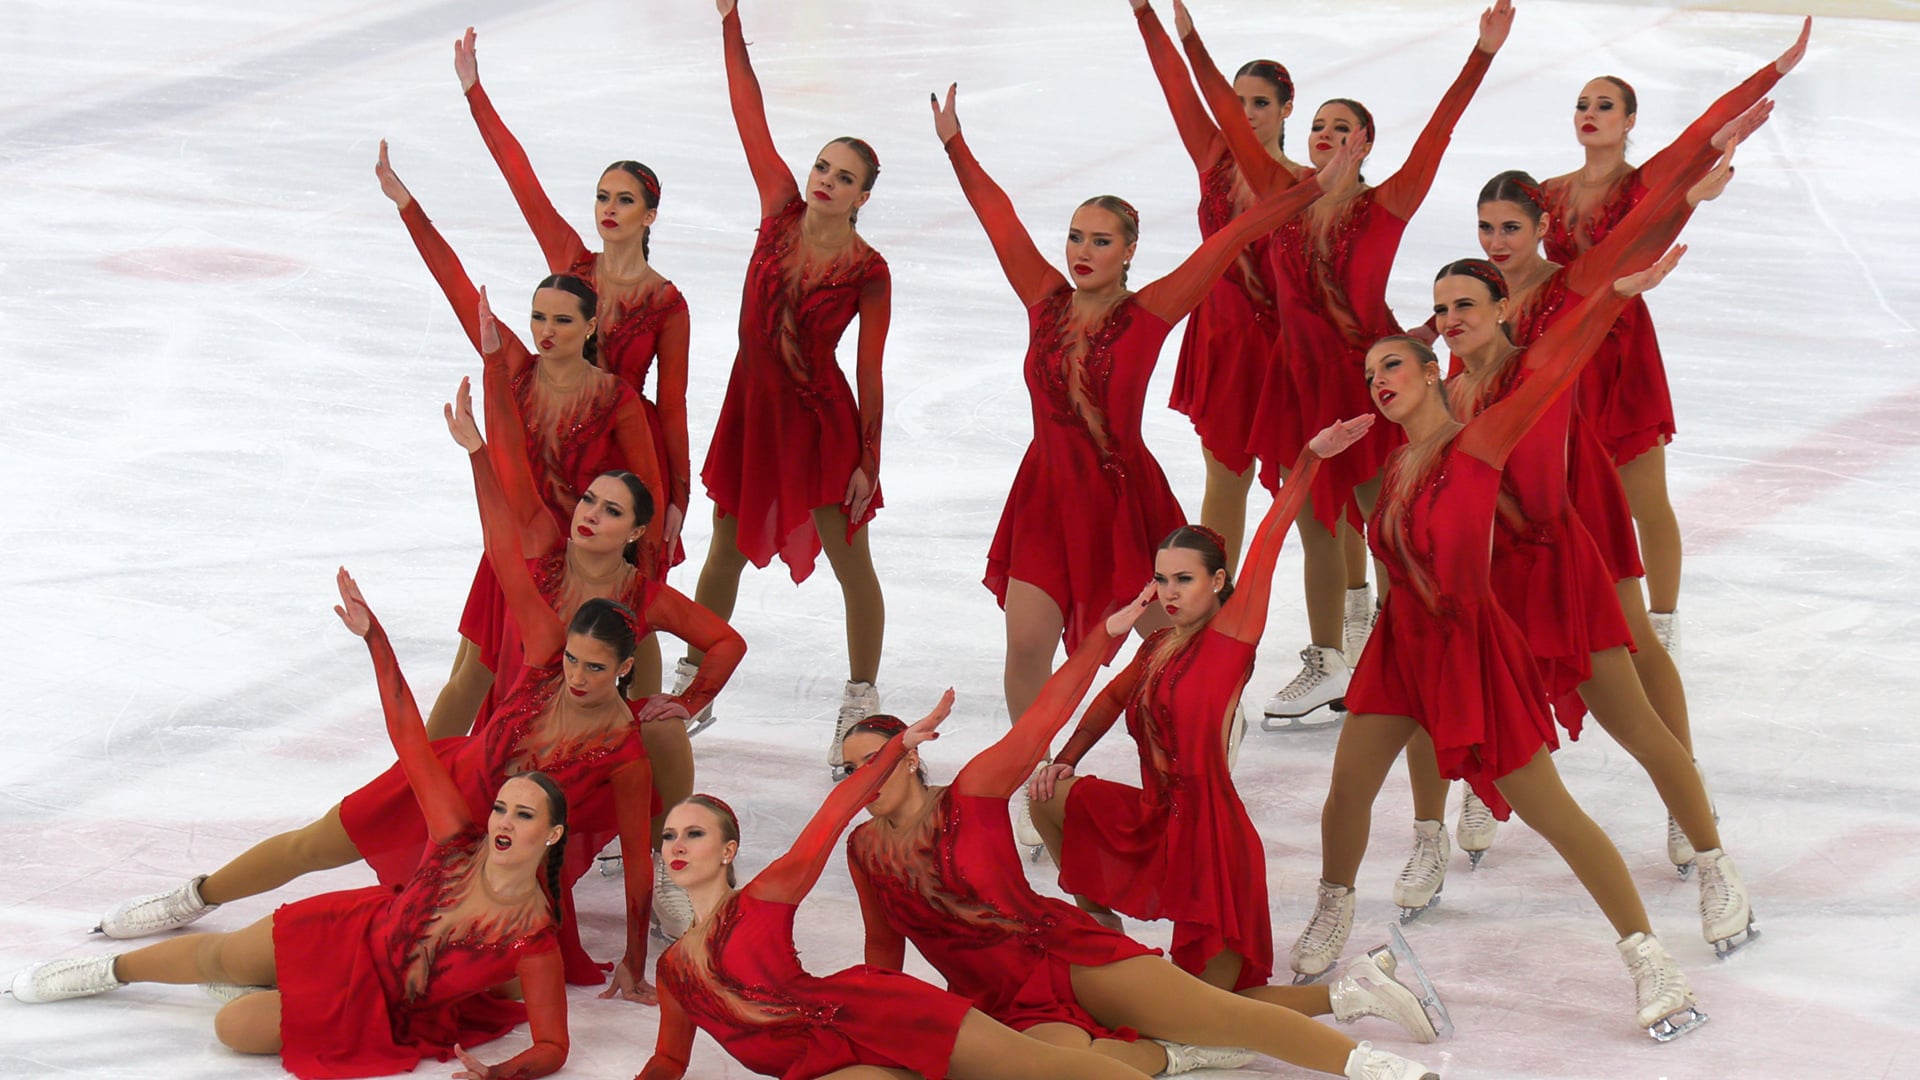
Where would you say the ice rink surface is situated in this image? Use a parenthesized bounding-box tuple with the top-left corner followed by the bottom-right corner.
(4, 0, 1917, 1077)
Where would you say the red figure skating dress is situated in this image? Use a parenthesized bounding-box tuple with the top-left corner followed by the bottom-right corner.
(1135, 6, 1297, 475)
(943, 130, 1328, 651)
(393, 200, 666, 696)
(276, 614, 566, 1080)
(1348, 275, 1658, 818)
(340, 450, 739, 984)
(463, 80, 692, 570)
(637, 735, 975, 1080)
(1455, 183, 1701, 726)
(1052, 446, 1326, 989)
(847, 626, 1152, 1038)
(1225, 41, 1495, 521)
(1542, 61, 1782, 466)
(702, 9, 889, 583)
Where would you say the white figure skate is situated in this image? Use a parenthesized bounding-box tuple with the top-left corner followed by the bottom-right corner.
(670, 658, 717, 737)
(96, 875, 218, 939)
(1332, 928, 1448, 1042)
(829, 680, 880, 777)
(1262, 646, 1350, 731)
(1289, 880, 1355, 984)
(1618, 931, 1707, 1041)
(1694, 848, 1758, 958)
(652, 855, 697, 942)
(1343, 585, 1376, 666)
(9, 956, 123, 1003)
(1152, 1039, 1257, 1075)
(1343, 1041, 1440, 1080)
(1392, 821, 1448, 924)
(1454, 788, 1497, 869)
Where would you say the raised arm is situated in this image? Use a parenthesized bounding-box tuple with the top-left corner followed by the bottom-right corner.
(1563, 141, 1737, 298)
(457, 29, 591, 274)
(934, 88, 1063, 308)
(633, 982, 695, 1080)
(1638, 19, 1803, 194)
(334, 570, 470, 844)
(847, 847, 909, 970)
(634, 585, 747, 723)
(1213, 415, 1375, 642)
(1133, 2, 1225, 170)
(463, 946, 569, 1079)
(722, 6, 801, 218)
(609, 392, 670, 548)
(1134, 141, 1349, 323)
(1463, 243, 1686, 469)
(1374, 0, 1509, 221)
(746, 693, 951, 905)
(451, 363, 561, 563)
(1180, 14, 1289, 193)
(956, 586, 1150, 799)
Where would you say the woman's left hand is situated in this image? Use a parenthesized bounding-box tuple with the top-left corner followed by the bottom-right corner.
(1614, 244, 1686, 299)
(635, 694, 693, 725)
(445, 376, 484, 452)
(333, 567, 373, 638)
(663, 504, 685, 550)
(1477, 0, 1515, 54)
(1309, 414, 1376, 457)
(902, 689, 955, 752)
(1106, 581, 1158, 637)
(596, 961, 659, 1005)
(845, 467, 876, 521)
(449, 1043, 497, 1080)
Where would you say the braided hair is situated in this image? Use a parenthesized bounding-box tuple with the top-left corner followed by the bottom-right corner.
(514, 770, 570, 928)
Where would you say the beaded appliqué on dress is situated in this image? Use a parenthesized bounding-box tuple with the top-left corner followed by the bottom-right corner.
(1274, 189, 1377, 349)
(1543, 171, 1640, 264)
(848, 792, 1036, 945)
(1032, 284, 1135, 472)
(748, 200, 883, 410)
(1372, 447, 1465, 621)
(387, 826, 555, 1002)
(509, 364, 624, 520)
(1197, 156, 1277, 320)
(661, 894, 837, 1029)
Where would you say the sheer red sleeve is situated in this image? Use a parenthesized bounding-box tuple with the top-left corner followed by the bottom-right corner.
(611, 757, 657, 976)
(1638, 62, 1781, 196)
(634, 983, 694, 1080)
(1183, 27, 1287, 194)
(956, 626, 1117, 798)
(479, 360, 562, 554)
(1212, 446, 1322, 644)
(655, 304, 692, 510)
(1562, 175, 1699, 299)
(1374, 44, 1495, 222)
(362, 616, 469, 843)
(642, 585, 746, 719)
(1053, 651, 1146, 769)
(466, 448, 567, 666)
(854, 268, 890, 482)
(846, 845, 909, 970)
(943, 133, 1065, 309)
(492, 946, 569, 1079)
(747, 733, 911, 906)
(723, 9, 799, 219)
(464, 81, 591, 274)
(1135, 178, 1325, 323)
(397, 199, 484, 353)
(1135, 5, 1224, 170)
(611, 393, 669, 536)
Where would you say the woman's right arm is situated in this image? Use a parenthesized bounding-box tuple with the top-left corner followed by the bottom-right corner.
(1132, 1, 1224, 171)
(334, 570, 471, 844)
(1036, 649, 1146, 800)
(1637, 19, 1805, 195)
(456, 28, 591, 274)
(721, 2, 800, 219)
(846, 848, 909, 970)
(1177, 8, 1288, 193)
(633, 983, 695, 1080)
(379, 142, 484, 353)
(933, 86, 1064, 309)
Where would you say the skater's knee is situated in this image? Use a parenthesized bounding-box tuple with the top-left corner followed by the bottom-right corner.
(286, 810, 359, 870)
(214, 993, 283, 1055)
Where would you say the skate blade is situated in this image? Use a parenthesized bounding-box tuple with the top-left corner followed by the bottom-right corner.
(1464, 848, 1488, 870)
(1372, 924, 1454, 1039)
(1291, 968, 1333, 986)
(1260, 701, 1347, 733)
(1025, 844, 1045, 863)
(1647, 1005, 1708, 1042)
(684, 707, 718, 739)
(1674, 860, 1695, 880)
(1711, 919, 1759, 959)
(1396, 891, 1441, 925)
(597, 854, 624, 878)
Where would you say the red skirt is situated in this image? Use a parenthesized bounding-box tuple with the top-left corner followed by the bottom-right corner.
(1576, 296, 1673, 467)
(1169, 275, 1277, 477)
(1251, 318, 1403, 528)
(1492, 509, 1634, 735)
(1568, 408, 1644, 581)
(274, 887, 526, 1080)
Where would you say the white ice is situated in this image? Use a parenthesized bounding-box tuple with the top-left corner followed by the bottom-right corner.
(3, 0, 1917, 1077)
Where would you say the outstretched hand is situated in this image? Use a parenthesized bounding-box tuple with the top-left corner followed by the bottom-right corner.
(716, 0, 736, 16)
(1710, 98, 1770, 152)
(902, 689, 954, 752)
(1105, 581, 1158, 637)
(596, 961, 658, 1005)
(1172, 0, 1194, 38)
(477, 285, 502, 356)
(1687, 141, 1739, 206)
(449, 1043, 497, 1080)
(1776, 16, 1811, 75)
(1308, 414, 1378, 458)
(454, 27, 480, 92)
(333, 567, 373, 639)
(1477, 0, 1515, 53)
(445, 376, 484, 452)
(375, 140, 412, 209)
(1614, 244, 1686, 299)
(930, 83, 960, 145)
(1128, 0, 1148, 12)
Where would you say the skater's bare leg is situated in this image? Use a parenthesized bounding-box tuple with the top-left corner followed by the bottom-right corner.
(1579, 648, 1719, 850)
(1322, 714, 1421, 886)
(1618, 579, 1692, 753)
(113, 912, 277, 986)
(1075, 956, 1356, 1076)
(1003, 580, 1064, 724)
(1404, 728, 1449, 821)
(1619, 443, 1681, 614)
(1198, 949, 1334, 1013)
(199, 804, 362, 905)
(424, 637, 493, 741)
(813, 505, 884, 684)
(946, 1008, 1146, 1080)
(1492, 749, 1651, 938)
(1295, 514, 1346, 651)
(631, 631, 665, 698)
(1199, 449, 1257, 573)
(1354, 476, 1388, 607)
(1024, 1020, 1165, 1075)
(639, 720, 695, 846)
(687, 510, 749, 664)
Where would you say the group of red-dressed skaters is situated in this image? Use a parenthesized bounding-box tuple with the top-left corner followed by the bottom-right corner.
(9, 1, 1811, 1078)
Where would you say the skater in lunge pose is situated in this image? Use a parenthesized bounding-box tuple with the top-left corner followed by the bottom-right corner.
(843, 586, 1447, 1080)
(1025, 416, 1376, 1000)
(1390, 142, 1763, 952)
(1129, 0, 1307, 568)
(94, 351, 705, 993)
(1173, 0, 1515, 729)
(931, 80, 1357, 735)
(375, 143, 667, 744)
(15, 569, 571, 1080)
(451, 25, 695, 714)
(1540, 18, 1811, 658)
(691, 0, 891, 772)
(1288, 238, 1712, 1041)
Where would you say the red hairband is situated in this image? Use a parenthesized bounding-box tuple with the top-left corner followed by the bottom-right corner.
(852, 714, 908, 737)
(846, 139, 881, 170)
(1454, 258, 1508, 300)
(1514, 177, 1548, 211)
(691, 793, 739, 828)
(1248, 59, 1294, 95)
(1110, 198, 1141, 229)
(1185, 524, 1228, 558)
